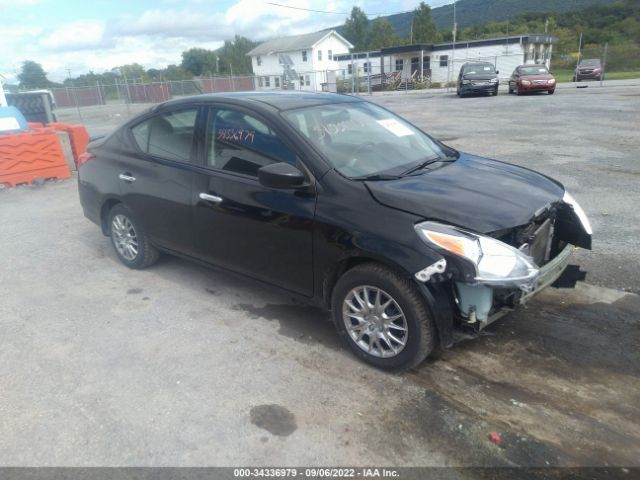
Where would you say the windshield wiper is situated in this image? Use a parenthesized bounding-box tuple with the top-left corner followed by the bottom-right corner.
(400, 155, 442, 176)
(351, 173, 401, 181)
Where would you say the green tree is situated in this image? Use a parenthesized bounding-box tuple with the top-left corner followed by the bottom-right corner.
(344, 6, 369, 51)
(368, 17, 401, 49)
(181, 47, 218, 76)
(216, 35, 258, 75)
(411, 2, 441, 44)
(114, 63, 148, 82)
(18, 60, 49, 89)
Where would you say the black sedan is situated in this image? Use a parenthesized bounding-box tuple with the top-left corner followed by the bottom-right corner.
(77, 92, 592, 370)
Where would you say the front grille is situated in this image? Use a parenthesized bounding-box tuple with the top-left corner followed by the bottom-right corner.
(471, 81, 490, 86)
(533, 80, 548, 84)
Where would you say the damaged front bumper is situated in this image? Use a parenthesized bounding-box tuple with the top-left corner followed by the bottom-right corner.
(454, 244, 574, 327)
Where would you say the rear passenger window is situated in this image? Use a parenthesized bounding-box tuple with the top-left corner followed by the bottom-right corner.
(207, 108, 296, 177)
(131, 109, 198, 162)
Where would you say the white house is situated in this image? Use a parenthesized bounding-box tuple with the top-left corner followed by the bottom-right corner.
(247, 30, 353, 91)
(336, 34, 557, 88)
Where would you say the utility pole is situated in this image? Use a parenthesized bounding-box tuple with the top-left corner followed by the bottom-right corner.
(448, 0, 457, 92)
(575, 32, 583, 83)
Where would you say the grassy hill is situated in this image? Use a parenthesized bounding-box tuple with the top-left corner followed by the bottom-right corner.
(335, 0, 618, 37)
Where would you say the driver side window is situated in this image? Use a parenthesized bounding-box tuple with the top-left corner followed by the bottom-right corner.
(206, 108, 296, 177)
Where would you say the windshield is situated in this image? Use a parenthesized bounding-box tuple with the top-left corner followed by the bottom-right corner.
(518, 66, 549, 75)
(282, 102, 450, 178)
(580, 59, 600, 67)
(462, 64, 495, 75)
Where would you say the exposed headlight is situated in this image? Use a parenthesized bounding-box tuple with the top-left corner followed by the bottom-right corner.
(563, 191, 592, 235)
(521, 79, 531, 86)
(414, 222, 538, 289)
(490, 78, 499, 83)
(462, 79, 470, 84)
(548, 78, 556, 84)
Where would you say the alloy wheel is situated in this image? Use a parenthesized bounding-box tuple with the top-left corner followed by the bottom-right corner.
(111, 214, 139, 261)
(342, 286, 408, 358)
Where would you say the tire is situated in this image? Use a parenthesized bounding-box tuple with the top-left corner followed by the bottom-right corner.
(515, 86, 521, 96)
(108, 204, 159, 269)
(331, 262, 436, 370)
(548, 89, 555, 95)
(493, 87, 499, 96)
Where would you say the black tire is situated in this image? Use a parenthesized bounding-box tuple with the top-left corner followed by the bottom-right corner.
(548, 89, 555, 95)
(493, 86, 499, 96)
(331, 262, 436, 370)
(108, 204, 159, 269)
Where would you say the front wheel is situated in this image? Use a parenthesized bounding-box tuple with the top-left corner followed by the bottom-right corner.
(548, 89, 555, 95)
(331, 263, 436, 370)
(108, 204, 159, 269)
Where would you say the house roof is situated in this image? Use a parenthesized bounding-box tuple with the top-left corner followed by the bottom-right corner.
(247, 30, 353, 56)
(379, 34, 557, 56)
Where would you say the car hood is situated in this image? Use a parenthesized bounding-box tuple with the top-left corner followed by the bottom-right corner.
(365, 153, 564, 233)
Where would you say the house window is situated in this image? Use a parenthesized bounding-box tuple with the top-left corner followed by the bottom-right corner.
(364, 62, 370, 73)
(305, 75, 310, 86)
(328, 50, 333, 60)
(440, 55, 449, 67)
(347, 64, 353, 75)
(264, 76, 270, 87)
(256, 56, 262, 66)
(275, 76, 280, 88)
(318, 50, 322, 61)
(302, 50, 307, 62)
(258, 77, 263, 87)
(300, 75, 304, 84)
(395, 59, 403, 71)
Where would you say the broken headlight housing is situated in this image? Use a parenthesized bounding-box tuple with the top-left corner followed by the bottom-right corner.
(415, 221, 539, 290)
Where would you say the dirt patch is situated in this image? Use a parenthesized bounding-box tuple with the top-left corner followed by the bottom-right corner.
(233, 303, 342, 350)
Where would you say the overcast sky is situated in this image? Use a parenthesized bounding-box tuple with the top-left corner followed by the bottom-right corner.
(0, 0, 453, 83)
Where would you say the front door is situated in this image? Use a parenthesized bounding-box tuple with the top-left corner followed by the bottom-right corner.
(192, 106, 315, 296)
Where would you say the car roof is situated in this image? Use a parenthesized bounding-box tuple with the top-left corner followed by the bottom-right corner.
(156, 91, 362, 112)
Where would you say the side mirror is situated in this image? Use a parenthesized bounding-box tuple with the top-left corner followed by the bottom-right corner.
(258, 162, 306, 189)
(496, 70, 500, 75)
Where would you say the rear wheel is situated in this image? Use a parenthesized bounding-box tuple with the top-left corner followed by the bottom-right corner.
(108, 204, 159, 269)
(332, 263, 436, 370)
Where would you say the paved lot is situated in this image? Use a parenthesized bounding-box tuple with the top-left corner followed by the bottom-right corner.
(2, 83, 639, 468)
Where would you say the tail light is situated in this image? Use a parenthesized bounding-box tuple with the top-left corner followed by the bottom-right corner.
(76, 152, 95, 169)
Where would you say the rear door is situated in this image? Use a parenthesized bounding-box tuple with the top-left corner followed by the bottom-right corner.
(119, 106, 201, 255)
(191, 105, 315, 296)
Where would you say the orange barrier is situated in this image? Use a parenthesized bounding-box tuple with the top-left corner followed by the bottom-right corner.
(0, 129, 71, 187)
(47, 123, 90, 164)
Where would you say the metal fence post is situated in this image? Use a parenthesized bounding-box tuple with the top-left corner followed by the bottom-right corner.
(600, 43, 608, 87)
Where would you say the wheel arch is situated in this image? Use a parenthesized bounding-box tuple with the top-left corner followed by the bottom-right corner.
(100, 198, 122, 236)
(323, 254, 456, 349)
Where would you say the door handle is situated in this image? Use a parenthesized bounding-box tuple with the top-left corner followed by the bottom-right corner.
(199, 192, 223, 203)
(119, 173, 136, 183)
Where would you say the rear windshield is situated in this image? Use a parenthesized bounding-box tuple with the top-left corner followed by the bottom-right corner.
(462, 64, 495, 75)
(518, 66, 549, 75)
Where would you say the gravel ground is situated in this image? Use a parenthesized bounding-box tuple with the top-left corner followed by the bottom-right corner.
(2, 82, 639, 469)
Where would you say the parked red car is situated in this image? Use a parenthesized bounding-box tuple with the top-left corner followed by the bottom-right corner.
(508, 65, 556, 95)
(573, 59, 603, 81)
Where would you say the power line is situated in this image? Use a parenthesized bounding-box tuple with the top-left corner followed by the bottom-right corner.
(265, 1, 454, 17)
